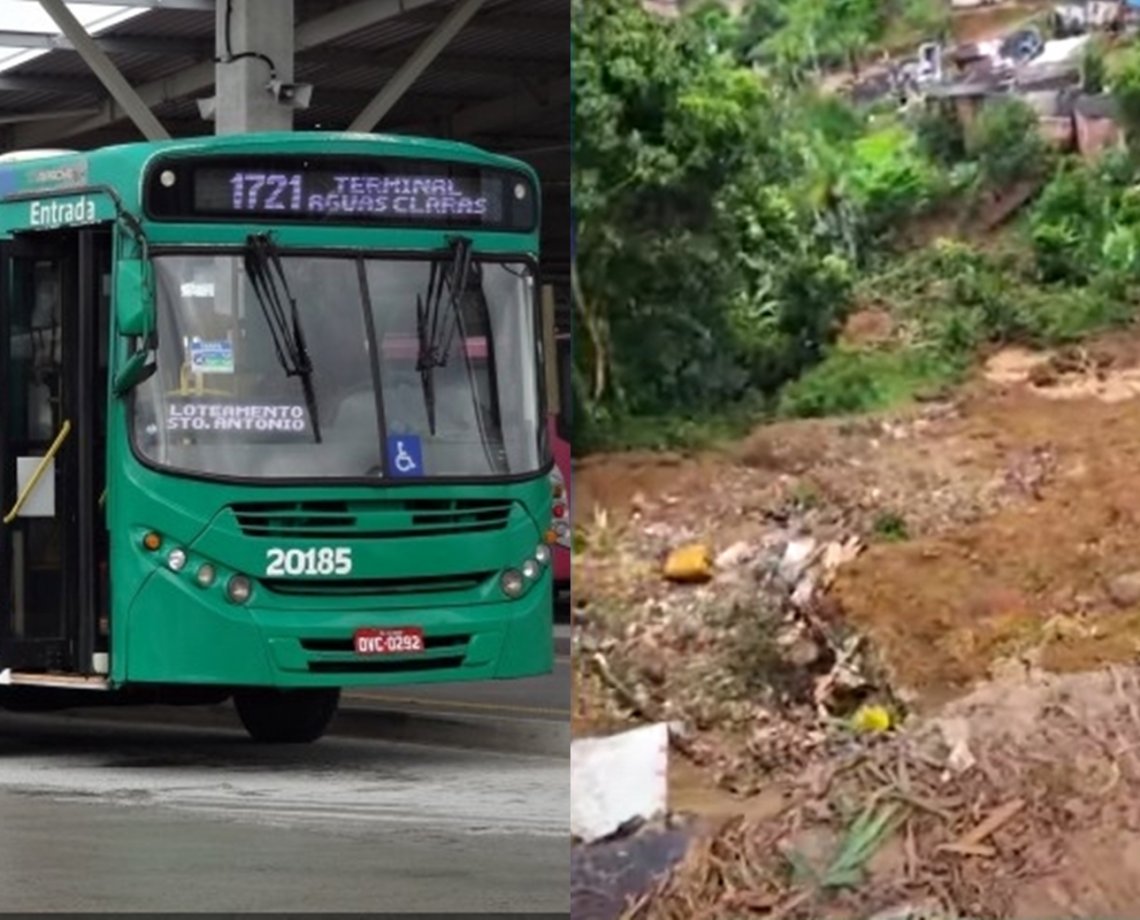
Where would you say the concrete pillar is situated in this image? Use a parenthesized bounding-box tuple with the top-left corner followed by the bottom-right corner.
(214, 0, 295, 134)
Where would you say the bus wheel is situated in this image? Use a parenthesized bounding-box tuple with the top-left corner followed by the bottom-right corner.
(233, 688, 340, 743)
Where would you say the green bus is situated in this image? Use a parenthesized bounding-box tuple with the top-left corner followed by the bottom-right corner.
(0, 132, 557, 742)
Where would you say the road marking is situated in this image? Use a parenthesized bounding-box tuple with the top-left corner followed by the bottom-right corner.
(554, 624, 571, 640)
(341, 692, 566, 718)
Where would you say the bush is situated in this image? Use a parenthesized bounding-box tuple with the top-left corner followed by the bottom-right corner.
(969, 97, 1048, 188)
(1082, 36, 1108, 94)
(1109, 42, 1140, 149)
(845, 123, 943, 240)
(914, 103, 966, 166)
(778, 346, 958, 418)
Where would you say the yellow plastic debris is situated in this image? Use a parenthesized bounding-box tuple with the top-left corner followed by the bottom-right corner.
(851, 704, 892, 734)
(663, 543, 714, 584)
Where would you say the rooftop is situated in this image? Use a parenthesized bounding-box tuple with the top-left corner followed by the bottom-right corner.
(0, 0, 570, 284)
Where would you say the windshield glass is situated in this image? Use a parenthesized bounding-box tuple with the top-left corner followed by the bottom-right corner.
(132, 252, 545, 480)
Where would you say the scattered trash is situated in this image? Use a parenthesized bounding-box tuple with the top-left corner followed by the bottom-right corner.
(714, 540, 754, 569)
(850, 704, 893, 734)
(936, 798, 1025, 858)
(662, 544, 713, 584)
(571, 723, 669, 844)
(779, 538, 818, 584)
(935, 717, 977, 775)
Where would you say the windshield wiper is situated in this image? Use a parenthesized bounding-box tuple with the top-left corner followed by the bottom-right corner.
(243, 233, 323, 443)
(416, 235, 473, 435)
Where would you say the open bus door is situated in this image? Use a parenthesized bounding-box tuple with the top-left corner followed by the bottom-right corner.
(0, 227, 111, 679)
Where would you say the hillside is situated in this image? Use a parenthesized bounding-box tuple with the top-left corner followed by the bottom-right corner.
(573, 327, 1140, 918)
(571, 1, 1140, 916)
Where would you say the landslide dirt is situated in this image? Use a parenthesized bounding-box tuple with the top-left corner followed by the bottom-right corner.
(575, 333, 1140, 712)
(573, 330, 1140, 918)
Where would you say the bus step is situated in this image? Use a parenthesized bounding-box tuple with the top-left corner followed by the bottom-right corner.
(0, 670, 110, 690)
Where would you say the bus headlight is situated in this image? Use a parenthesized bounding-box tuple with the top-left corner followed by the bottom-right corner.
(521, 559, 541, 581)
(196, 564, 216, 588)
(500, 569, 525, 598)
(227, 575, 252, 604)
(534, 544, 551, 566)
(168, 548, 187, 572)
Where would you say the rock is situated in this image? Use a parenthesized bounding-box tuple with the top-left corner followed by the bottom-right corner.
(867, 900, 950, 920)
(784, 637, 823, 669)
(822, 537, 863, 574)
(790, 574, 816, 609)
(1028, 364, 1059, 388)
(778, 538, 817, 584)
(935, 716, 976, 775)
(715, 540, 754, 569)
(1108, 572, 1140, 608)
(663, 544, 714, 584)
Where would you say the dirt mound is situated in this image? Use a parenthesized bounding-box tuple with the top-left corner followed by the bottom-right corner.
(834, 382, 1140, 706)
(574, 331, 1140, 918)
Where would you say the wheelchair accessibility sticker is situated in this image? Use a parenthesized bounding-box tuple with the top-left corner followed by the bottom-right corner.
(387, 435, 423, 477)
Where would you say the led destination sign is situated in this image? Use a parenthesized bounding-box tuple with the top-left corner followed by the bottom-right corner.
(215, 172, 491, 218)
(145, 155, 537, 231)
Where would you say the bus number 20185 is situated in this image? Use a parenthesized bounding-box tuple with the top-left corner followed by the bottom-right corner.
(266, 547, 353, 577)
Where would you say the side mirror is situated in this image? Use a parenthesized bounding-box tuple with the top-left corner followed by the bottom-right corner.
(112, 349, 156, 397)
(115, 257, 154, 338)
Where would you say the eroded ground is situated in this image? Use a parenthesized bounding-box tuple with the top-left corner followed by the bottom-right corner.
(573, 331, 1140, 918)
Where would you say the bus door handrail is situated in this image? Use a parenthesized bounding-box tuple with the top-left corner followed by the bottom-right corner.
(3, 420, 71, 525)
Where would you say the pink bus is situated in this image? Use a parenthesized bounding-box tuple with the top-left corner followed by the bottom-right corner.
(550, 333, 570, 603)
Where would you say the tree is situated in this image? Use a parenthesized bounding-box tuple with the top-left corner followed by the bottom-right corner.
(1110, 42, 1140, 150)
(969, 97, 1048, 189)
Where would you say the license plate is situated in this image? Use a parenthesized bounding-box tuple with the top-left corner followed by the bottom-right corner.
(353, 627, 425, 655)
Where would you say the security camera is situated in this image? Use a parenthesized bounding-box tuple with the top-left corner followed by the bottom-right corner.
(267, 80, 313, 109)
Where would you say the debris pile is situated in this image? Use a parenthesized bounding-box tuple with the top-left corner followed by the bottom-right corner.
(574, 504, 893, 796)
(623, 666, 1140, 920)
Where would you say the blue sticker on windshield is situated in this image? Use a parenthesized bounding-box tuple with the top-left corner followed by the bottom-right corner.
(387, 435, 423, 477)
(189, 338, 234, 375)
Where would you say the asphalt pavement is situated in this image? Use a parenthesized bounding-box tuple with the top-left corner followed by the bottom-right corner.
(0, 711, 568, 913)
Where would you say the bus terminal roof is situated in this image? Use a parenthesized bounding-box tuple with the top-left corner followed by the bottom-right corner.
(0, 0, 569, 286)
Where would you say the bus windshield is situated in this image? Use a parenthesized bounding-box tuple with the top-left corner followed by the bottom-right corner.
(131, 252, 544, 480)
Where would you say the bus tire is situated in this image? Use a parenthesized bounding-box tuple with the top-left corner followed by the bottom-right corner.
(233, 687, 341, 743)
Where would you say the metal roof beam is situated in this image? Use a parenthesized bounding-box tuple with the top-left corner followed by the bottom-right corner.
(58, 0, 214, 8)
(400, 8, 566, 31)
(0, 73, 103, 93)
(403, 74, 569, 137)
(0, 30, 208, 54)
(36, 0, 169, 140)
(12, 0, 438, 147)
(299, 48, 563, 79)
(349, 0, 486, 132)
(0, 106, 101, 125)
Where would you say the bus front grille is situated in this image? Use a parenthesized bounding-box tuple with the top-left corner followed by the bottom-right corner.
(307, 657, 466, 674)
(301, 635, 470, 675)
(230, 499, 513, 539)
(261, 572, 495, 597)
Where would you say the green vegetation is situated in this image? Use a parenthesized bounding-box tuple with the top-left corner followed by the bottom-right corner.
(572, 0, 1140, 453)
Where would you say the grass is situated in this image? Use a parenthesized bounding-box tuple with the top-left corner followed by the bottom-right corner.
(778, 346, 961, 420)
(872, 511, 910, 542)
(786, 800, 905, 892)
(578, 392, 772, 454)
